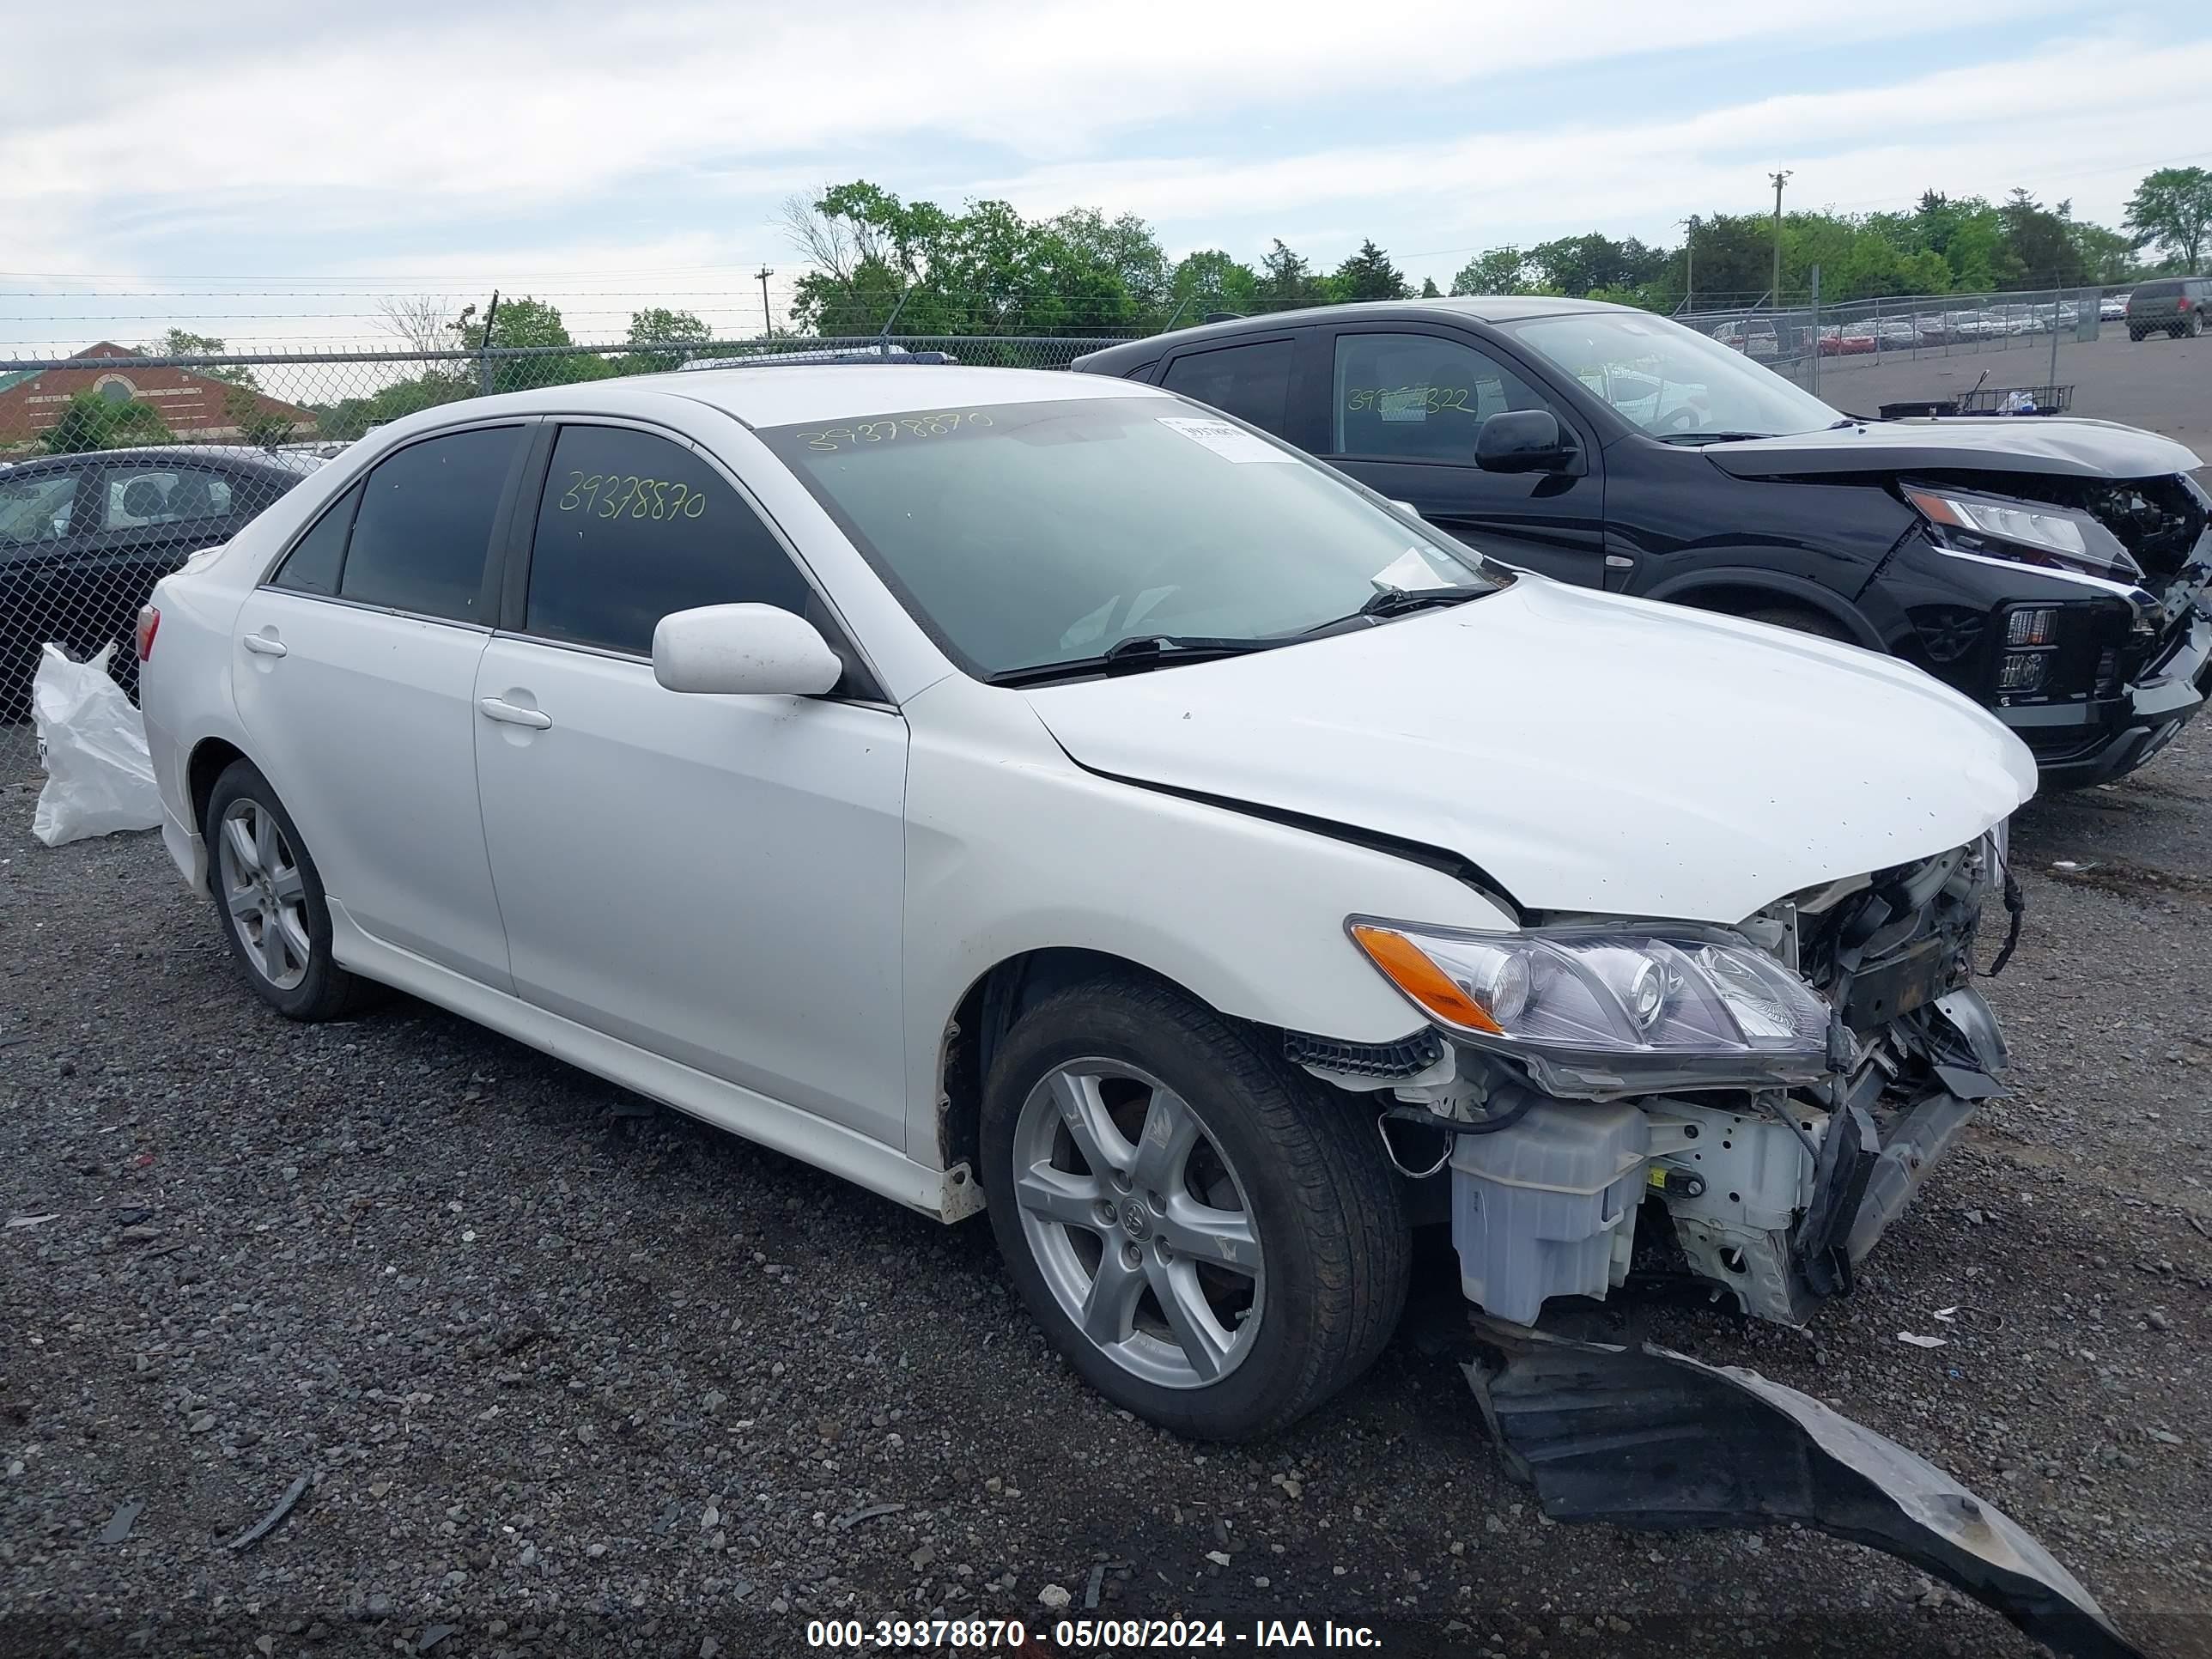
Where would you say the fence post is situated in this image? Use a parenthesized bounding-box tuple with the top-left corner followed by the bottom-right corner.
(476, 290, 501, 396)
(1807, 266, 1820, 398)
(2048, 287, 2060, 392)
(877, 288, 911, 357)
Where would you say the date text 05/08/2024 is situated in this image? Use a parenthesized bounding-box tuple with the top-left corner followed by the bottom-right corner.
(805, 1617, 1384, 1650)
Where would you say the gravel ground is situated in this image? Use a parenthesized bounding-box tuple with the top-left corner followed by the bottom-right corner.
(3, 715, 2208, 1659)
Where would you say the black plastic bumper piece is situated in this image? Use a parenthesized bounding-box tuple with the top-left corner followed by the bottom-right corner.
(1467, 1324, 2147, 1659)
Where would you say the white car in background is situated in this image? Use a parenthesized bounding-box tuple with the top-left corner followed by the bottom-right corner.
(136, 365, 2033, 1441)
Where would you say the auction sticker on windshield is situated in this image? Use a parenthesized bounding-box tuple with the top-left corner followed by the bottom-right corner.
(1157, 416, 1297, 463)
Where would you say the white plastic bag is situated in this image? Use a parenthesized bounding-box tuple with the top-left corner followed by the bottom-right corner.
(30, 644, 163, 846)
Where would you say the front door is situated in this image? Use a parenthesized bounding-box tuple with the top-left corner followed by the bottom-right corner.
(471, 421, 909, 1144)
(1319, 325, 1607, 586)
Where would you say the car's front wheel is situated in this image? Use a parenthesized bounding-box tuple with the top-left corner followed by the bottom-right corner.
(981, 975, 1409, 1441)
(205, 759, 380, 1021)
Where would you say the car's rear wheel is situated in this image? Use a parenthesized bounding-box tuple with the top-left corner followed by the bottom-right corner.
(2129, 325, 2147, 342)
(205, 759, 380, 1021)
(980, 975, 1408, 1441)
(2185, 315, 2203, 339)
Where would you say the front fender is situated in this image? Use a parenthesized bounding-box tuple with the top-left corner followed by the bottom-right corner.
(1644, 565, 1888, 652)
(896, 678, 1511, 1165)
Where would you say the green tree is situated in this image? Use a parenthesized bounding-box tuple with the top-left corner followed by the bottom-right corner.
(459, 296, 613, 390)
(222, 385, 293, 448)
(2069, 221, 2139, 288)
(1419, 276, 1442, 298)
(1165, 249, 1261, 325)
(2124, 167, 2212, 271)
(140, 327, 255, 387)
(1258, 240, 1328, 310)
(1448, 247, 1528, 295)
(1995, 190, 2084, 287)
(1525, 234, 1664, 296)
(1329, 239, 1409, 301)
(620, 307, 714, 374)
(42, 391, 173, 453)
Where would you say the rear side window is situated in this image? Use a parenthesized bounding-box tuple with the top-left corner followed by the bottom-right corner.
(339, 426, 522, 623)
(101, 467, 234, 529)
(270, 482, 362, 596)
(1159, 338, 1294, 434)
(523, 423, 810, 656)
(2133, 280, 2181, 301)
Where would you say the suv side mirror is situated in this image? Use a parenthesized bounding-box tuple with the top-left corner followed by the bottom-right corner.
(1476, 409, 1577, 474)
(652, 603, 843, 697)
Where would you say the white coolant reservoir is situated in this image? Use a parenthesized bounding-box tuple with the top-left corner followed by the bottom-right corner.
(1449, 1093, 1649, 1325)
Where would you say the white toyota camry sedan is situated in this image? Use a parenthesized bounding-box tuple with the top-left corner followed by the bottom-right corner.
(138, 364, 2034, 1440)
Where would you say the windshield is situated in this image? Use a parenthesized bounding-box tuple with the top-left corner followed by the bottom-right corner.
(759, 395, 1504, 680)
(1501, 311, 1841, 440)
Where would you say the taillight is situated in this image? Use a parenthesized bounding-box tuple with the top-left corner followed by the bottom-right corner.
(2179, 295, 2194, 313)
(135, 605, 160, 662)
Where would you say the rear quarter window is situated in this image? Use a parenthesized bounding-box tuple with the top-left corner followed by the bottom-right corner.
(1159, 339, 1295, 434)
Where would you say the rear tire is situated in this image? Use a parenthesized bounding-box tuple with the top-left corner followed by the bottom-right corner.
(2129, 326, 2147, 342)
(980, 974, 1409, 1441)
(204, 760, 382, 1021)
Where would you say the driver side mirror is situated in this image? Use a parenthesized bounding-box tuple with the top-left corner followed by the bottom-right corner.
(652, 604, 843, 697)
(1476, 410, 1577, 474)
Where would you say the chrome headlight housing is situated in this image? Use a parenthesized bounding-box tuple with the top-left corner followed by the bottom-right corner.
(1350, 919, 1835, 1096)
(1904, 484, 2142, 585)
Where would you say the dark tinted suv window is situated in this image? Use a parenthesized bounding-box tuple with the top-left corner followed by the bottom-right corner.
(339, 426, 521, 622)
(525, 423, 810, 656)
(2133, 279, 2182, 301)
(1160, 338, 1293, 434)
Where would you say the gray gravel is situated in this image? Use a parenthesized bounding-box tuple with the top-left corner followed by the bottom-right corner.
(3, 716, 2209, 1659)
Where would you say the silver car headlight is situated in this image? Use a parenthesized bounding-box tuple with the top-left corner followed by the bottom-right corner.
(1903, 485, 2142, 584)
(1349, 919, 1834, 1092)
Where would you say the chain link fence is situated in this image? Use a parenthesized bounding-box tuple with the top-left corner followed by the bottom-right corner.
(0, 333, 1131, 718)
(1677, 284, 2117, 401)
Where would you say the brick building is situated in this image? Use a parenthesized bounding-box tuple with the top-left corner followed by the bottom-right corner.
(0, 342, 316, 447)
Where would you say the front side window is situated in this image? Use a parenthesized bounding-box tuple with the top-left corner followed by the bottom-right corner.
(1504, 311, 1844, 440)
(524, 424, 810, 656)
(0, 473, 82, 549)
(759, 395, 1503, 681)
(1159, 338, 1294, 434)
(1332, 332, 1553, 461)
(102, 467, 234, 530)
(339, 426, 522, 623)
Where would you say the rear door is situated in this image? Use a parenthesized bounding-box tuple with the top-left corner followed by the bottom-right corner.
(231, 422, 529, 989)
(1156, 332, 1307, 438)
(1316, 322, 1608, 586)
(0, 464, 95, 701)
(470, 419, 909, 1143)
(85, 459, 259, 677)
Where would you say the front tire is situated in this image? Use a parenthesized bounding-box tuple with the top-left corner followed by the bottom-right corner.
(981, 975, 1409, 1441)
(1735, 602, 1854, 643)
(204, 760, 380, 1021)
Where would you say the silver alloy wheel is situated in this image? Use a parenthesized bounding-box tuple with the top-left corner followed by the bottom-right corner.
(216, 798, 312, 992)
(1011, 1059, 1264, 1389)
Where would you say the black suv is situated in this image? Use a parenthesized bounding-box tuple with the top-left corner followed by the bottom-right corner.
(2125, 276, 2209, 341)
(1074, 299, 2212, 787)
(0, 445, 321, 716)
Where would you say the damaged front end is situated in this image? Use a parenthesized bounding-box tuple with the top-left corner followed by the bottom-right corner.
(1321, 825, 2019, 1328)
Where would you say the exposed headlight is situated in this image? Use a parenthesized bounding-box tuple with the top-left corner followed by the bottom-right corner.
(1904, 485, 2142, 583)
(1349, 920, 1834, 1092)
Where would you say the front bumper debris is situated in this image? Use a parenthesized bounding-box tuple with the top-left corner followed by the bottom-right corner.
(1467, 1324, 2148, 1659)
(2003, 603, 2211, 787)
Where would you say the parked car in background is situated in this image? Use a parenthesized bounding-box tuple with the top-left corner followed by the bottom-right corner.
(1818, 323, 1877, 356)
(0, 445, 321, 717)
(1863, 317, 1920, 351)
(1710, 319, 1778, 358)
(2127, 276, 2209, 340)
(1075, 298, 2212, 787)
(138, 363, 2039, 1443)
(2101, 292, 2130, 320)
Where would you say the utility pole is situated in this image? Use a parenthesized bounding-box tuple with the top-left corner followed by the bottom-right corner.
(1768, 171, 1792, 313)
(755, 267, 774, 337)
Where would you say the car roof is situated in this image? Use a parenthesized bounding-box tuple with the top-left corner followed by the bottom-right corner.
(1071, 296, 1638, 371)
(0, 444, 322, 478)
(460, 363, 1175, 430)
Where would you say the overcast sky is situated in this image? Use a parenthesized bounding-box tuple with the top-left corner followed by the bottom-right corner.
(3, 0, 2206, 350)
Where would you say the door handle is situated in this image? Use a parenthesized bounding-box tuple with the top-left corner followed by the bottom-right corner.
(478, 696, 553, 730)
(240, 632, 287, 658)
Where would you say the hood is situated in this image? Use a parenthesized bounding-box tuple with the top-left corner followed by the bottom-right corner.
(1703, 417, 2201, 482)
(1023, 580, 2036, 923)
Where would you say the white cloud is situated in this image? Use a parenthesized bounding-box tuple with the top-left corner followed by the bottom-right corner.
(2, 0, 2086, 266)
(982, 33, 2211, 262)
